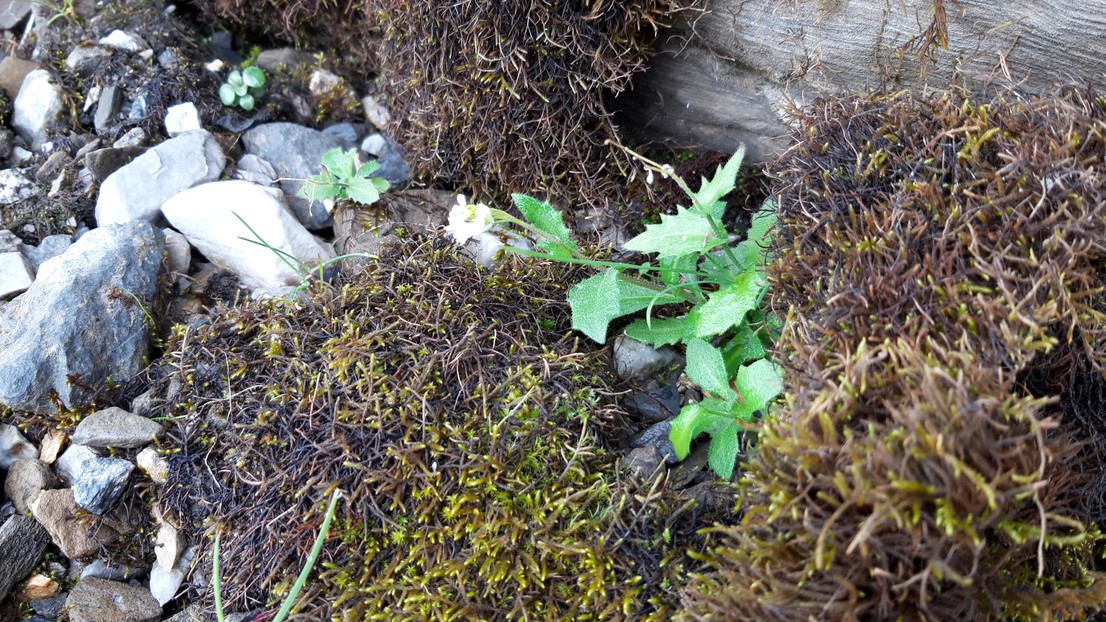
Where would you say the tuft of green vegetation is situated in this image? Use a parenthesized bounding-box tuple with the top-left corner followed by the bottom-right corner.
(219, 66, 266, 111)
(675, 89, 1106, 621)
(149, 236, 718, 620)
(298, 147, 390, 207)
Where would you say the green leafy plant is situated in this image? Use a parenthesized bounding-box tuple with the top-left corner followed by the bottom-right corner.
(446, 146, 783, 479)
(29, 0, 79, 26)
(213, 489, 343, 622)
(298, 147, 390, 206)
(219, 66, 266, 111)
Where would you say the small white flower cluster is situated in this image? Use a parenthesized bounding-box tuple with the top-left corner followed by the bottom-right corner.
(444, 194, 529, 268)
(645, 164, 675, 185)
(444, 194, 494, 244)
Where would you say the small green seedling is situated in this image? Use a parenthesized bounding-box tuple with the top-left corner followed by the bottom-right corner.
(219, 66, 266, 111)
(298, 147, 390, 206)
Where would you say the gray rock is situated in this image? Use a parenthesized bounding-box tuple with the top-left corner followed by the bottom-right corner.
(31, 593, 68, 618)
(126, 92, 149, 122)
(0, 0, 32, 30)
(157, 49, 179, 69)
(4, 459, 58, 514)
(373, 136, 411, 187)
(624, 446, 665, 482)
(623, 380, 681, 423)
(95, 131, 225, 225)
(66, 577, 161, 622)
(669, 441, 712, 489)
(254, 47, 317, 73)
(12, 70, 64, 150)
(97, 30, 148, 53)
(84, 146, 143, 183)
(21, 234, 72, 272)
(73, 456, 133, 515)
(164, 103, 201, 137)
(233, 154, 277, 186)
(112, 127, 146, 149)
(361, 95, 390, 129)
(93, 85, 122, 134)
(135, 447, 167, 485)
(241, 122, 343, 230)
(76, 558, 145, 582)
(0, 251, 33, 299)
(65, 45, 111, 77)
(72, 407, 162, 449)
(0, 514, 50, 602)
(128, 389, 157, 416)
(0, 128, 15, 161)
(631, 420, 679, 464)
(0, 424, 36, 468)
(30, 489, 119, 559)
(161, 228, 190, 277)
(161, 604, 203, 622)
(33, 151, 70, 184)
(0, 222, 164, 413)
(149, 545, 190, 605)
(0, 56, 37, 100)
(612, 334, 682, 383)
(322, 122, 361, 148)
(0, 169, 39, 205)
(54, 444, 97, 485)
(0, 230, 21, 253)
(30, 588, 68, 615)
(361, 132, 387, 157)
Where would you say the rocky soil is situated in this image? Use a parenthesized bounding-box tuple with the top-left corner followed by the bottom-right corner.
(0, 1, 711, 620)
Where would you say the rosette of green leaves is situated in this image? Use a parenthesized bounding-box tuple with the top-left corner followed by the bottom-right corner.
(510, 148, 783, 480)
(299, 147, 390, 206)
(219, 66, 266, 112)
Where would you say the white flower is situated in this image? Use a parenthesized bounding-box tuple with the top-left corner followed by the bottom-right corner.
(645, 169, 655, 185)
(445, 194, 494, 244)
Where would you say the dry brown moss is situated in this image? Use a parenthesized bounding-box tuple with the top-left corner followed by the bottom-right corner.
(150, 236, 717, 621)
(675, 89, 1106, 620)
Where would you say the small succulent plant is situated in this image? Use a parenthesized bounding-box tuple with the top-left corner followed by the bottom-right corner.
(219, 66, 266, 111)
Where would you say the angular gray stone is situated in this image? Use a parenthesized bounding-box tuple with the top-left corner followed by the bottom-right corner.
(0, 0, 32, 30)
(12, 70, 64, 151)
(242, 122, 343, 230)
(361, 132, 387, 157)
(31, 593, 68, 619)
(0, 424, 36, 469)
(21, 234, 72, 272)
(631, 420, 679, 464)
(76, 558, 145, 582)
(254, 47, 316, 73)
(0, 251, 34, 299)
(164, 102, 201, 137)
(55, 444, 97, 485)
(624, 446, 665, 482)
(0, 514, 49, 602)
(0, 169, 39, 205)
(93, 85, 121, 134)
(97, 30, 148, 54)
(65, 44, 111, 77)
(0, 56, 36, 100)
(0, 222, 164, 413)
(73, 456, 133, 515)
(232, 154, 277, 186)
(84, 146, 143, 183)
(72, 407, 162, 449)
(135, 447, 167, 485)
(4, 459, 58, 514)
(612, 334, 682, 383)
(95, 131, 225, 226)
(66, 577, 161, 622)
(30, 488, 119, 559)
(372, 136, 411, 188)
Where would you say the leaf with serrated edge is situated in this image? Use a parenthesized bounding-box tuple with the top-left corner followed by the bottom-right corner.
(685, 269, 767, 339)
(346, 176, 382, 206)
(321, 148, 355, 179)
(356, 160, 381, 178)
(734, 358, 783, 413)
(623, 207, 724, 259)
(512, 194, 579, 253)
(721, 323, 767, 370)
(707, 425, 740, 480)
(669, 399, 742, 462)
(690, 146, 744, 219)
(612, 275, 682, 316)
(568, 269, 620, 342)
(686, 338, 735, 401)
(624, 317, 686, 347)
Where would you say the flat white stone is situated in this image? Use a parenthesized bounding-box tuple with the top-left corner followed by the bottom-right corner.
(0, 423, 36, 468)
(0, 251, 33, 299)
(12, 70, 63, 150)
(160, 180, 335, 289)
(163, 102, 201, 137)
(98, 30, 149, 53)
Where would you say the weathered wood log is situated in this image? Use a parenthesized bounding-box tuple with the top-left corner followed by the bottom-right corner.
(617, 0, 1106, 160)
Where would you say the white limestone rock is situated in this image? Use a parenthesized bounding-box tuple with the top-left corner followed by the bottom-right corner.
(160, 180, 335, 289)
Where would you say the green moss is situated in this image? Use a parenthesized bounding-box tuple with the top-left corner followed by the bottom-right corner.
(151, 237, 712, 620)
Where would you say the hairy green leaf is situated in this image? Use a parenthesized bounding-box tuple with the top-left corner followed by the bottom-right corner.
(623, 207, 725, 259)
(685, 269, 767, 339)
(706, 424, 740, 480)
(322, 148, 356, 179)
(356, 160, 382, 178)
(613, 275, 683, 316)
(568, 269, 620, 342)
(346, 176, 384, 206)
(624, 316, 686, 347)
(734, 358, 784, 413)
(721, 323, 767, 370)
(690, 146, 744, 219)
(686, 338, 735, 401)
(512, 194, 580, 255)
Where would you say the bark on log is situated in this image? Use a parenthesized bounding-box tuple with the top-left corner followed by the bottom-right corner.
(617, 0, 1106, 161)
